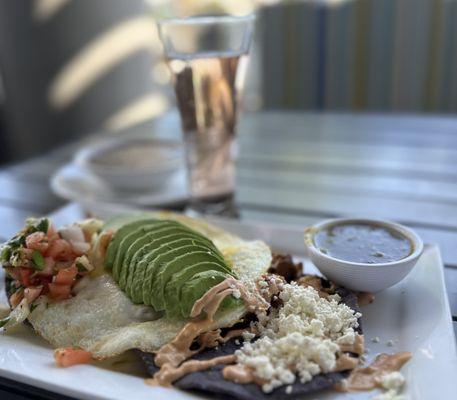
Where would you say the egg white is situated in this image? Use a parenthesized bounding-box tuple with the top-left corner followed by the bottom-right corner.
(27, 216, 272, 359)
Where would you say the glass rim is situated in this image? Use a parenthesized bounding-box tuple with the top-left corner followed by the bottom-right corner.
(157, 13, 256, 27)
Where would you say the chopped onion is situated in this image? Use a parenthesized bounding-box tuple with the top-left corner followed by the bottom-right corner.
(59, 226, 85, 244)
(75, 255, 94, 272)
(71, 241, 90, 255)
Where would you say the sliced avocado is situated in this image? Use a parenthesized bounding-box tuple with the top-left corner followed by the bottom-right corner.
(118, 221, 200, 289)
(150, 249, 231, 311)
(144, 245, 222, 309)
(164, 261, 230, 318)
(105, 219, 156, 270)
(127, 229, 219, 302)
(124, 228, 188, 301)
(104, 217, 236, 318)
(119, 222, 174, 290)
(139, 238, 213, 303)
(180, 270, 238, 318)
(144, 244, 228, 308)
(113, 221, 168, 283)
(125, 224, 224, 291)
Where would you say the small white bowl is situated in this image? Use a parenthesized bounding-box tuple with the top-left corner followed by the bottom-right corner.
(304, 218, 424, 292)
(75, 137, 184, 192)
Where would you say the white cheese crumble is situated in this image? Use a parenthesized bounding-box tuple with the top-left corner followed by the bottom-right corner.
(380, 371, 405, 391)
(242, 331, 255, 341)
(234, 283, 361, 392)
(371, 336, 380, 343)
(371, 371, 406, 400)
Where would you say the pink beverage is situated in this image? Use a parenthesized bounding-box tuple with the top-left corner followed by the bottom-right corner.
(167, 52, 248, 211)
(158, 15, 255, 215)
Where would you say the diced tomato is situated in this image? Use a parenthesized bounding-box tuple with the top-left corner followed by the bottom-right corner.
(10, 288, 24, 307)
(19, 268, 32, 287)
(48, 283, 72, 300)
(25, 232, 48, 252)
(24, 286, 43, 303)
(46, 239, 73, 261)
(54, 347, 92, 367)
(53, 264, 78, 285)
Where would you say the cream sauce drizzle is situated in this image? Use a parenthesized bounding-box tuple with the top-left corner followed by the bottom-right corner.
(222, 364, 266, 385)
(337, 352, 412, 392)
(334, 353, 360, 372)
(148, 355, 236, 387)
(151, 275, 380, 393)
(198, 327, 247, 349)
(152, 278, 270, 386)
(190, 278, 269, 318)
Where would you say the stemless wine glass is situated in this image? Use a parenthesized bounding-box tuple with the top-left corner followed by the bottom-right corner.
(157, 14, 255, 216)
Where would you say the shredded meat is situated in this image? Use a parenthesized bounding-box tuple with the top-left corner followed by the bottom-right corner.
(297, 275, 339, 297)
(268, 253, 303, 282)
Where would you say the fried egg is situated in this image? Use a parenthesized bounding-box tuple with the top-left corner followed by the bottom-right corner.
(27, 214, 271, 359)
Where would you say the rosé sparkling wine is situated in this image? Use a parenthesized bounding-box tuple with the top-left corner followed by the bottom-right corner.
(168, 52, 248, 208)
(158, 15, 255, 215)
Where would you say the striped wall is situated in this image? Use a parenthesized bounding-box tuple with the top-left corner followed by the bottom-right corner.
(260, 0, 457, 112)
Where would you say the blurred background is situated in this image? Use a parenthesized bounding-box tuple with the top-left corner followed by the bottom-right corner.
(0, 0, 456, 164)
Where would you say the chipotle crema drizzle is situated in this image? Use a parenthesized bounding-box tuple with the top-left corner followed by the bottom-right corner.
(147, 269, 411, 395)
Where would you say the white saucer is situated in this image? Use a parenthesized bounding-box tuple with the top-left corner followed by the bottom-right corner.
(50, 162, 189, 213)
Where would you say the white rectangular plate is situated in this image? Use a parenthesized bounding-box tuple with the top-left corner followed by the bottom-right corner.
(1, 210, 456, 400)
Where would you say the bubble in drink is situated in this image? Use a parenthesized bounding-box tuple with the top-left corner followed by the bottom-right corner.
(167, 52, 248, 200)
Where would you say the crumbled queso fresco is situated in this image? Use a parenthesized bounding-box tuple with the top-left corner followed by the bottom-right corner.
(371, 370, 406, 399)
(380, 371, 405, 390)
(234, 283, 361, 393)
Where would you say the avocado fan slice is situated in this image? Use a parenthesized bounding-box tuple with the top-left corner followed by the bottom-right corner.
(105, 218, 236, 317)
(112, 221, 166, 283)
(128, 230, 222, 303)
(125, 223, 225, 287)
(118, 222, 176, 291)
(164, 261, 231, 318)
(139, 239, 225, 307)
(150, 249, 230, 311)
(144, 244, 228, 309)
(105, 219, 157, 270)
(180, 270, 238, 318)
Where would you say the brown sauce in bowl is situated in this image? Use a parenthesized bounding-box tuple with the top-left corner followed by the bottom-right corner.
(314, 223, 413, 264)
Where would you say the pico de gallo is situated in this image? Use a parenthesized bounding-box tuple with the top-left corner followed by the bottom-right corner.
(0, 217, 102, 329)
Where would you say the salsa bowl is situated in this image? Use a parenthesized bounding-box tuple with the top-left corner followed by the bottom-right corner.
(304, 218, 424, 292)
